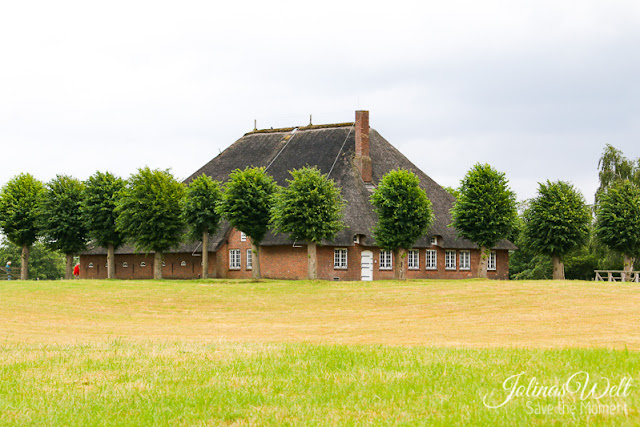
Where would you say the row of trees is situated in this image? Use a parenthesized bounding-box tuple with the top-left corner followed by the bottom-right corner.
(9, 147, 632, 283)
(0, 164, 441, 281)
(503, 144, 640, 280)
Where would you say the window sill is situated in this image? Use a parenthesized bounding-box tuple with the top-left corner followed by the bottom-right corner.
(426, 267, 437, 271)
(334, 266, 348, 270)
(379, 267, 393, 271)
(229, 267, 241, 270)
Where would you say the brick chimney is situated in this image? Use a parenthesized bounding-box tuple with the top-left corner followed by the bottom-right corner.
(354, 110, 372, 183)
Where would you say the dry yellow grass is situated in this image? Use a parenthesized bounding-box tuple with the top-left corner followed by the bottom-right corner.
(2, 278, 639, 349)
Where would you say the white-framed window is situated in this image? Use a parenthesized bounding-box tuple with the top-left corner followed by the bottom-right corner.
(408, 249, 419, 270)
(460, 250, 470, 270)
(88, 263, 94, 269)
(180, 261, 187, 267)
(122, 262, 128, 268)
(426, 249, 437, 270)
(240, 232, 247, 242)
(140, 262, 146, 268)
(379, 250, 393, 270)
(334, 248, 347, 269)
(488, 251, 497, 271)
(246, 249, 253, 270)
(430, 236, 438, 246)
(229, 249, 241, 269)
(353, 235, 360, 244)
(162, 261, 166, 267)
(445, 250, 456, 270)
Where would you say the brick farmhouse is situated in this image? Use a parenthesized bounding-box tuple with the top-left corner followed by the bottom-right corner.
(80, 111, 516, 280)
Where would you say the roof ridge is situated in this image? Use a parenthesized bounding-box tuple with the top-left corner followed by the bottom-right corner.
(245, 122, 354, 135)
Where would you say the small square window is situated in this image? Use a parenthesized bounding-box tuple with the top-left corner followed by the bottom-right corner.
(426, 249, 437, 270)
(380, 250, 393, 270)
(408, 249, 419, 269)
(240, 232, 247, 242)
(460, 251, 470, 270)
(229, 249, 241, 269)
(334, 248, 347, 269)
(246, 249, 253, 270)
(445, 250, 456, 270)
(430, 236, 438, 246)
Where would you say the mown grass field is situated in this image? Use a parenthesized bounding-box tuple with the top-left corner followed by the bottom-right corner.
(1, 279, 640, 425)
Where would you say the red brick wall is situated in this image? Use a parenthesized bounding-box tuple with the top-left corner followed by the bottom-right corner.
(79, 251, 216, 279)
(80, 227, 510, 281)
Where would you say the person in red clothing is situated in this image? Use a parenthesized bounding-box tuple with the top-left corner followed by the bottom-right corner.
(73, 263, 80, 279)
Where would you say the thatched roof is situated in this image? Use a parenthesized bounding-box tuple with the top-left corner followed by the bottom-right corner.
(84, 121, 516, 255)
(188, 122, 515, 251)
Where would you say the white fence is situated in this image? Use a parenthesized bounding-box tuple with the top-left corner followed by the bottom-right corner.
(594, 270, 640, 282)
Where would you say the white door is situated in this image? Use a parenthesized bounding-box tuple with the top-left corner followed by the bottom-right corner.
(361, 250, 373, 281)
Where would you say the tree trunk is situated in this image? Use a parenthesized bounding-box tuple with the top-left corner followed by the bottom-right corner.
(394, 248, 407, 280)
(202, 231, 209, 279)
(107, 244, 115, 279)
(252, 243, 261, 280)
(477, 246, 488, 279)
(154, 251, 163, 280)
(65, 254, 74, 279)
(622, 255, 634, 282)
(21, 243, 30, 280)
(307, 241, 317, 280)
(552, 255, 565, 280)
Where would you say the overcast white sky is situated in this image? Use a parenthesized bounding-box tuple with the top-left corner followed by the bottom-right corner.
(2, 0, 639, 204)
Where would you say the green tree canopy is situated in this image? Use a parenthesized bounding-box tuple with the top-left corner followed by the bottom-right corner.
(0, 173, 44, 279)
(596, 144, 639, 202)
(184, 174, 223, 240)
(218, 167, 276, 246)
(450, 163, 517, 277)
(271, 166, 345, 279)
(595, 180, 640, 275)
(184, 174, 222, 279)
(116, 167, 186, 279)
(371, 169, 434, 279)
(523, 180, 591, 279)
(39, 175, 87, 279)
(0, 173, 44, 247)
(82, 171, 125, 249)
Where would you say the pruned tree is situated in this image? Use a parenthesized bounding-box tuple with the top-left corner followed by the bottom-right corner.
(217, 167, 276, 280)
(450, 163, 517, 278)
(81, 171, 126, 279)
(371, 169, 434, 280)
(523, 180, 591, 280)
(39, 175, 88, 279)
(595, 180, 640, 280)
(116, 167, 186, 279)
(271, 166, 345, 280)
(0, 173, 44, 280)
(183, 174, 222, 279)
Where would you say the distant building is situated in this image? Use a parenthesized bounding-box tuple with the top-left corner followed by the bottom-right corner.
(80, 111, 515, 280)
